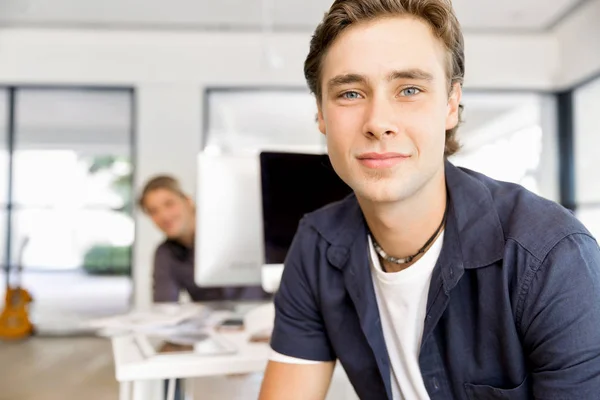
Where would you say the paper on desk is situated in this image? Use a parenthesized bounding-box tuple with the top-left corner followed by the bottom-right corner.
(88, 303, 212, 337)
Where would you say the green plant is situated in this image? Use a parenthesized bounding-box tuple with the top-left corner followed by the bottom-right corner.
(82, 245, 132, 276)
(86, 155, 134, 215)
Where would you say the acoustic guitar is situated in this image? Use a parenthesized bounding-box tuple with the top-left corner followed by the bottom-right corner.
(0, 237, 34, 340)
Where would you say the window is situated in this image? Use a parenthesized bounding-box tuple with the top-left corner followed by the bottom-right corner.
(11, 89, 134, 272)
(577, 207, 600, 240)
(574, 76, 600, 236)
(0, 89, 8, 272)
(449, 92, 557, 201)
(0, 87, 134, 329)
(205, 89, 326, 154)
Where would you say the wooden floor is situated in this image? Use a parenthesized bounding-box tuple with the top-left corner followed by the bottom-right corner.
(0, 336, 118, 400)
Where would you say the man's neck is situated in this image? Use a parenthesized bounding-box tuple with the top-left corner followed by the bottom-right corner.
(359, 168, 447, 269)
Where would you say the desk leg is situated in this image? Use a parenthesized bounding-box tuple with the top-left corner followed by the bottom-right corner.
(166, 378, 176, 400)
(184, 378, 194, 400)
(119, 381, 132, 400)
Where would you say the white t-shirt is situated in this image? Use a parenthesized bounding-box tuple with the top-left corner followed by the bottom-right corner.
(368, 232, 443, 400)
(270, 233, 444, 400)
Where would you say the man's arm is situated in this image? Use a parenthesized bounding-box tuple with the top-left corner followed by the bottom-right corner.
(260, 221, 337, 399)
(520, 233, 600, 398)
(152, 247, 180, 302)
(259, 360, 335, 400)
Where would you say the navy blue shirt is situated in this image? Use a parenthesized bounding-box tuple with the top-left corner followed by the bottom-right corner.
(270, 161, 600, 400)
(152, 240, 269, 303)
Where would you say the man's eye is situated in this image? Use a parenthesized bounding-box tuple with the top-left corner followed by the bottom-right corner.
(341, 91, 362, 100)
(401, 87, 421, 97)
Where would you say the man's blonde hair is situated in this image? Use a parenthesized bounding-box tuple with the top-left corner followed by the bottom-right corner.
(304, 0, 465, 156)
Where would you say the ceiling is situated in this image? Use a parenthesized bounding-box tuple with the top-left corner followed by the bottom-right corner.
(0, 0, 588, 32)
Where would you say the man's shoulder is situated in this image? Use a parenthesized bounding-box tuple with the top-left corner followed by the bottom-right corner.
(298, 193, 362, 244)
(282, 193, 364, 273)
(464, 167, 594, 260)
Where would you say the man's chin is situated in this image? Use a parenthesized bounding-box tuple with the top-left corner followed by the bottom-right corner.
(355, 188, 398, 205)
(354, 180, 415, 205)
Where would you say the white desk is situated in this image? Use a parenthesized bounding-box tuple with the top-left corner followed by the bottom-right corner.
(112, 329, 270, 399)
(110, 304, 358, 400)
(113, 330, 271, 379)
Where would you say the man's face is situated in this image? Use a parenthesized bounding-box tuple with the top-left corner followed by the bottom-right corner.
(317, 16, 461, 204)
(144, 189, 194, 239)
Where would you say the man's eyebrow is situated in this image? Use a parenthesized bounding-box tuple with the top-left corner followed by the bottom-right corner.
(326, 73, 368, 91)
(387, 69, 434, 82)
(326, 69, 434, 91)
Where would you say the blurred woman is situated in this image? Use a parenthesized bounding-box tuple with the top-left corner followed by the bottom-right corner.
(138, 175, 268, 303)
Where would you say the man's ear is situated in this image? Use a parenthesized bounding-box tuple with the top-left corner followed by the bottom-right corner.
(317, 102, 326, 135)
(446, 82, 462, 130)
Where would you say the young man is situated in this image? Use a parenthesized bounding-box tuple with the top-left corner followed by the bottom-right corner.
(259, 1, 600, 399)
(139, 175, 268, 302)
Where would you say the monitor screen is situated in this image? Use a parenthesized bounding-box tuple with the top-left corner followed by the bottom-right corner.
(259, 152, 354, 264)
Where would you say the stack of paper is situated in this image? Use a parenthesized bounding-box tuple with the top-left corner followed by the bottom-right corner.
(87, 303, 211, 337)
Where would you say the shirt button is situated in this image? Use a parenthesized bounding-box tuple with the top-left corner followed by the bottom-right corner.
(431, 377, 440, 390)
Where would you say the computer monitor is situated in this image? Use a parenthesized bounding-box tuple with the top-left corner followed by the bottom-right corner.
(194, 152, 265, 288)
(259, 151, 354, 266)
(194, 151, 353, 293)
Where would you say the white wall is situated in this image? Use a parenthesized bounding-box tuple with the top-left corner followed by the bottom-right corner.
(0, 24, 587, 308)
(134, 85, 202, 308)
(0, 28, 561, 88)
(463, 33, 559, 90)
(554, 0, 600, 89)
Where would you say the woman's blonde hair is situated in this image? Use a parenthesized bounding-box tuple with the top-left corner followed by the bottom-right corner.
(138, 175, 187, 211)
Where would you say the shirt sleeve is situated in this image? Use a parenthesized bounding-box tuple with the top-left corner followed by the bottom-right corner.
(152, 246, 180, 303)
(269, 350, 325, 365)
(269, 223, 336, 362)
(520, 233, 600, 398)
